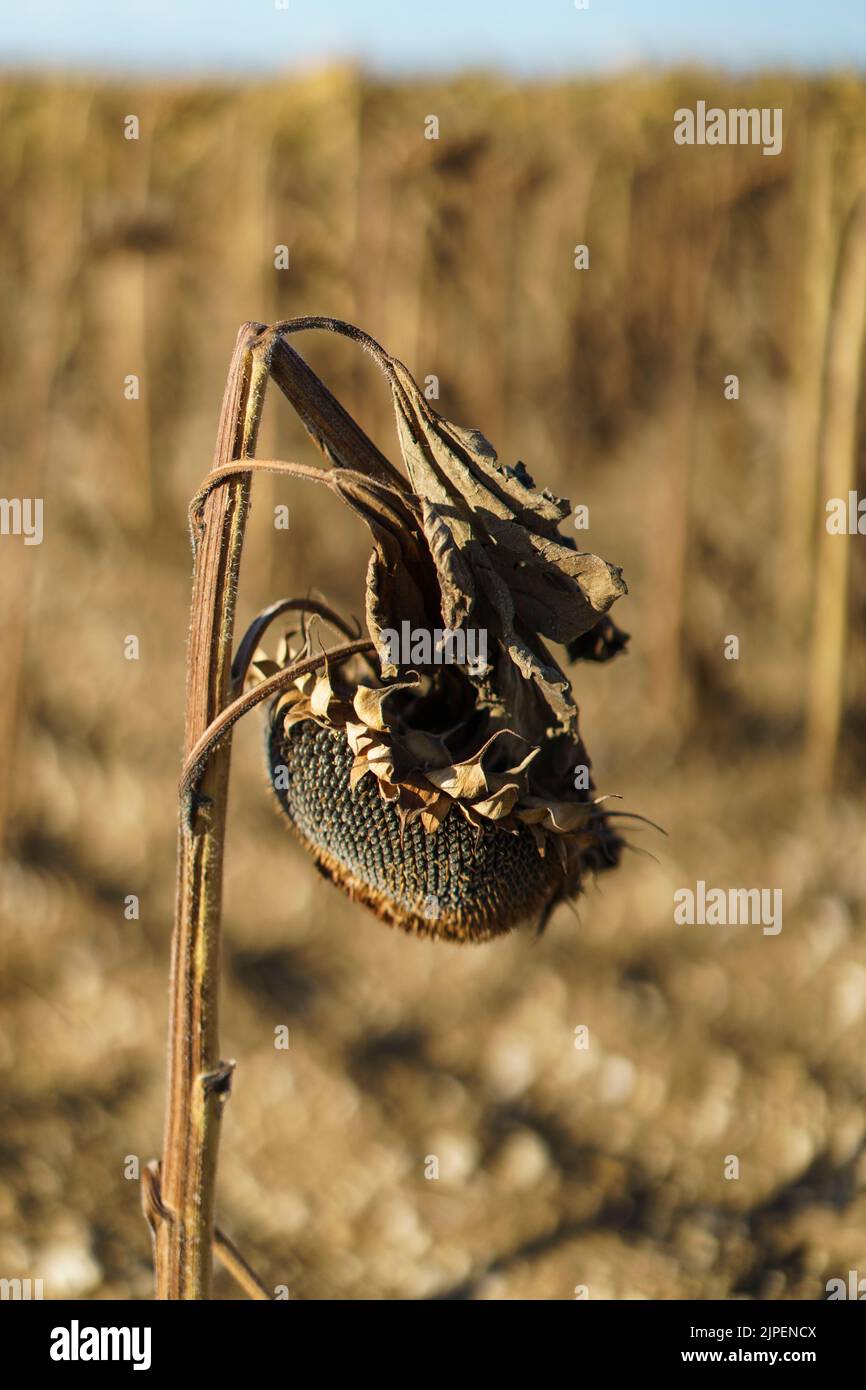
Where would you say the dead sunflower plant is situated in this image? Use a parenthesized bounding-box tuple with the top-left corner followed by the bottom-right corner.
(143, 316, 631, 1300)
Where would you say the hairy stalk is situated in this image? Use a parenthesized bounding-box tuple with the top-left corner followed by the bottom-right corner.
(144, 322, 273, 1299)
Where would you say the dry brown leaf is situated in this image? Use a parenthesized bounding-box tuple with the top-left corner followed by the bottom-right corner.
(310, 669, 335, 720)
(383, 356, 626, 728)
(352, 676, 420, 730)
(471, 784, 520, 819)
(423, 729, 516, 798)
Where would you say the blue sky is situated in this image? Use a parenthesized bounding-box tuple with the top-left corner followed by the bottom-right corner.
(0, 1, 863, 76)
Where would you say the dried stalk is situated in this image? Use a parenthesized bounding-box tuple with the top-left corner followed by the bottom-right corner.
(268, 331, 404, 485)
(214, 1227, 274, 1301)
(144, 321, 272, 1299)
(805, 187, 866, 790)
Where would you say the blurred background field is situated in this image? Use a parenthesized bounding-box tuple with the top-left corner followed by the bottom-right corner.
(1, 67, 866, 1299)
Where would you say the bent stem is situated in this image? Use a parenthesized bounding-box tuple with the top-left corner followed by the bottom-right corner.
(144, 322, 272, 1299)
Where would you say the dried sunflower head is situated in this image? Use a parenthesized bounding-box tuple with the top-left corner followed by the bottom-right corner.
(255, 323, 630, 942)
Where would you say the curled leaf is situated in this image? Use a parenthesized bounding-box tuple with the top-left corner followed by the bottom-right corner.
(423, 729, 519, 798)
(384, 356, 627, 729)
(310, 668, 335, 720)
(352, 676, 420, 731)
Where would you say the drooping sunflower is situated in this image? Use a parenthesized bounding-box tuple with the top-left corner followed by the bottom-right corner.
(249, 320, 631, 943)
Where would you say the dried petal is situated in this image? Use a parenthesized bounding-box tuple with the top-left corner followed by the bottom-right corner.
(352, 676, 420, 731)
(310, 669, 335, 719)
(423, 729, 515, 798)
